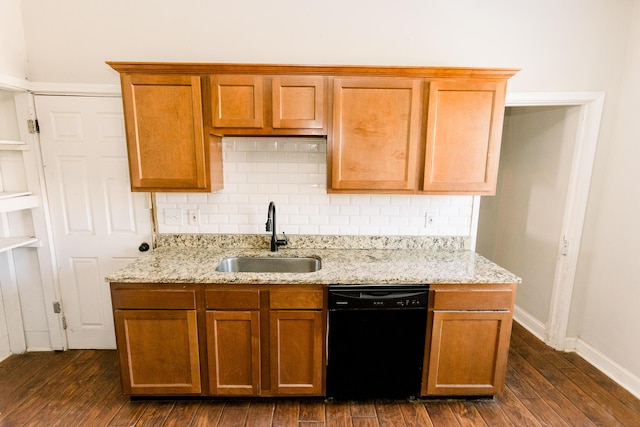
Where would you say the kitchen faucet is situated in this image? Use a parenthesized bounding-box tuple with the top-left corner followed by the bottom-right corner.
(266, 201, 288, 252)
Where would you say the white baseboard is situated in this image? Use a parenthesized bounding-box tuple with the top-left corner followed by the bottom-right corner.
(513, 304, 546, 341)
(513, 305, 640, 400)
(574, 338, 640, 400)
(0, 334, 11, 362)
(25, 330, 53, 352)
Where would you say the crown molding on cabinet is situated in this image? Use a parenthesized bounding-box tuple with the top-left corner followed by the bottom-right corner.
(106, 61, 520, 79)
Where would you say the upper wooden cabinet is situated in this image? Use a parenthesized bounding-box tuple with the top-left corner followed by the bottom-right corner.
(118, 73, 222, 192)
(108, 62, 517, 194)
(329, 77, 423, 192)
(272, 76, 325, 130)
(422, 79, 507, 195)
(210, 75, 264, 128)
(208, 74, 326, 134)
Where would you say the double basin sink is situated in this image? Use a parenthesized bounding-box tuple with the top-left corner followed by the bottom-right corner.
(216, 256, 322, 273)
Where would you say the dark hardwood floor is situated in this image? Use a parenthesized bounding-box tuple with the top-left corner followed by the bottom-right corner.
(1, 322, 639, 426)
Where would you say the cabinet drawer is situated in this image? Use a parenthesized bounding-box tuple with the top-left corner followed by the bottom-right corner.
(205, 289, 260, 310)
(111, 289, 196, 310)
(432, 290, 513, 311)
(270, 289, 323, 309)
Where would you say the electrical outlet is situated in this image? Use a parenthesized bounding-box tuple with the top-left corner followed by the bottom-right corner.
(425, 211, 436, 227)
(188, 209, 200, 226)
(165, 208, 183, 225)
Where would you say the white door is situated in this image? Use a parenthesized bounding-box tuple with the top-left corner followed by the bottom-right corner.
(35, 95, 153, 349)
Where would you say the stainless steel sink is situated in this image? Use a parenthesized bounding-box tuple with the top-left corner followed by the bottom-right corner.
(215, 256, 322, 273)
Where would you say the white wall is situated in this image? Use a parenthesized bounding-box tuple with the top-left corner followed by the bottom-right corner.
(11, 0, 640, 388)
(569, 1, 640, 382)
(20, 0, 631, 92)
(0, 0, 29, 80)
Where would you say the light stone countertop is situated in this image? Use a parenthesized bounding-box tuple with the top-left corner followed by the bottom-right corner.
(106, 235, 521, 285)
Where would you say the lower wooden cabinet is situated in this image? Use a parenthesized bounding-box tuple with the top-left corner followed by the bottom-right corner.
(269, 310, 324, 395)
(205, 285, 325, 397)
(113, 309, 201, 395)
(422, 284, 516, 396)
(206, 310, 261, 395)
(109, 282, 516, 398)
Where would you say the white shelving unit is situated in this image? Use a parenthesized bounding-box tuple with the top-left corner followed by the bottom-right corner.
(0, 140, 40, 253)
(0, 89, 64, 355)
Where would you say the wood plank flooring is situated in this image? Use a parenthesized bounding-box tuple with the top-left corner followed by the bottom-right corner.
(1, 322, 639, 426)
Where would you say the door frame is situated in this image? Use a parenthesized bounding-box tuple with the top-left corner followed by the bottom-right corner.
(471, 91, 605, 351)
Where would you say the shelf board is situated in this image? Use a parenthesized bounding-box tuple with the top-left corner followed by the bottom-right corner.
(0, 236, 38, 253)
(0, 140, 28, 151)
(0, 191, 32, 200)
(0, 194, 38, 213)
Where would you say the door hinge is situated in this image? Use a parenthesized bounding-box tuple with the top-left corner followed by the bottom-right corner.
(62, 316, 67, 330)
(561, 238, 569, 256)
(53, 301, 61, 313)
(27, 119, 40, 134)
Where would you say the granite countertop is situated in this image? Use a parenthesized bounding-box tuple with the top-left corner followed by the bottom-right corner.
(106, 234, 521, 286)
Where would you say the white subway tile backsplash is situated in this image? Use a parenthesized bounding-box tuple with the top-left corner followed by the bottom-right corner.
(156, 137, 473, 236)
(219, 224, 239, 233)
(360, 206, 380, 216)
(187, 193, 208, 204)
(165, 194, 188, 203)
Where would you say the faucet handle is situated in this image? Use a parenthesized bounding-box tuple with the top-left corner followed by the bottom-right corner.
(277, 231, 288, 247)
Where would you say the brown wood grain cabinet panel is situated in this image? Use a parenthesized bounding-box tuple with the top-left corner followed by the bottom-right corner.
(269, 310, 324, 395)
(210, 75, 264, 128)
(205, 289, 261, 310)
(272, 76, 325, 129)
(206, 310, 261, 396)
(425, 310, 512, 396)
(120, 73, 212, 192)
(330, 77, 423, 192)
(111, 289, 197, 310)
(423, 79, 507, 195)
(113, 309, 201, 396)
(269, 289, 323, 310)
(432, 289, 514, 311)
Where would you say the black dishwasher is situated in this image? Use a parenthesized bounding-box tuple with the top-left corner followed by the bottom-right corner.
(326, 284, 429, 400)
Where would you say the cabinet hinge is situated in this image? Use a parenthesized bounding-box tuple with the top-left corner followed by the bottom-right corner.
(62, 317, 68, 330)
(27, 119, 40, 134)
(53, 301, 61, 313)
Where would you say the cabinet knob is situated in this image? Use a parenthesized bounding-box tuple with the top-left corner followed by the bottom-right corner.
(138, 242, 150, 252)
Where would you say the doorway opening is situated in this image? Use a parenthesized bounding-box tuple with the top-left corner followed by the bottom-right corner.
(474, 93, 604, 351)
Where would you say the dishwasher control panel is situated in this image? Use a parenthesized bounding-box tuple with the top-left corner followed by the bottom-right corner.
(328, 285, 429, 310)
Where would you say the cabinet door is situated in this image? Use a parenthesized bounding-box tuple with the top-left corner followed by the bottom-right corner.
(425, 310, 512, 396)
(120, 73, 210, 191)
(269, 310, 324, 395)
(210, 75, 264, 128)
(423, 79, 507, 194)
(206, 310, 261, 396)
(113, 309, 201, 395)
(272, 76, 325, 130)
(330, 77, 423, 192)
